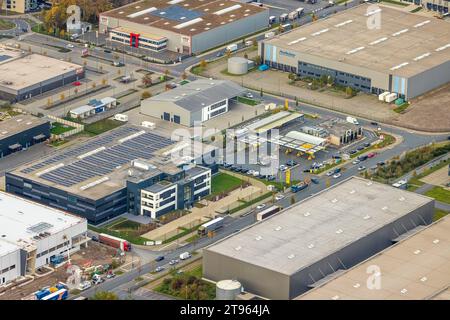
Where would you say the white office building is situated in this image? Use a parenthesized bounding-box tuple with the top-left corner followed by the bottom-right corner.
(0, 192, 88, 285)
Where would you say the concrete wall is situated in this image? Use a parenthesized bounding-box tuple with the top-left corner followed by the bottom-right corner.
(191, 10, 269, 54)
(0, 248, 21, 285)
(203, 249, 291, 300)
(0, 121, 51, 158)
(406, 60, 450, 99)
(140, 100, 192, 126)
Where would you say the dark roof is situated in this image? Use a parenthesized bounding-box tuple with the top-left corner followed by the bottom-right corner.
(146, 79, 245, 112)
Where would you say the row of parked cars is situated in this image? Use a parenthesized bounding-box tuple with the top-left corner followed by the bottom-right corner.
(222, 163, 277, 181)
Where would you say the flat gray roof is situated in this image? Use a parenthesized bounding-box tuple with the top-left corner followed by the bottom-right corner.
(0, 115, 49, 141)
(297, 216, 450, 300)
(205, 177, 433, 275)
(145, 180, 175, 193)
(264, 4, 450, 78)
(0, 192, 85, 256)
(145, 79, 245, 112)
(0, 54, 83, 91)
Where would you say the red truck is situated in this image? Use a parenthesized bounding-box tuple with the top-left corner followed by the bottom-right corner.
(98, 233, 131, 252)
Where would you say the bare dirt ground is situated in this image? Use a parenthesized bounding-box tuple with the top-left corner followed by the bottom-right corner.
(395, 84, 450, 132)
(0, 242, 117, 300)
(421, 166, 450, 189)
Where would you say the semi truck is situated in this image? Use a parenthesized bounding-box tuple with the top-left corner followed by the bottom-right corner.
(291, 181, 309, 193)
(256, 205, 281, 221)
(98, 233, 131, 252)
(279, 13, 288, 22)
(198, 217, 224, 236)
(288, 11, 298, 20)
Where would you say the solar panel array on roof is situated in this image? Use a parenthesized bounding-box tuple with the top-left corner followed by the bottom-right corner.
(20, 126, 174, 188)
(151, 5, 203, 22)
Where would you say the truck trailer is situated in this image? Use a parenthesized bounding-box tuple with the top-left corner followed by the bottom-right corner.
(98, 233, 131, 252)
(198, 217, 224, 236)
(256, 205, 281, 221)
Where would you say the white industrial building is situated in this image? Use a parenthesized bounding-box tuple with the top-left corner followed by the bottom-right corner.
(0, 192, 88, 285)
(140, 79, 245, 126)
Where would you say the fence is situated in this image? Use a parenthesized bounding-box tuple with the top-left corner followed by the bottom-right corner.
(47, 115, 84, 139)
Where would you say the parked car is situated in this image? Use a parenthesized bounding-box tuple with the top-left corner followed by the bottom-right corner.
(91, 235, 98, 242)
(256, 204, 266, 210)
(247, 169, 255, 175)
(66, 43, 74, 48)
(357, 146, 365, 151)
(275, 194, 285, 201)
(358, 165, 366, 171)
(104, 49, 112, 53)
(267, 175, 276, 181)
(155, 256, 164, 262)
(377, 161, 386, 166)
(78, 281, 91, 291)
(241, 168, 249, 174)
(252, 171, 260, 177)
(333, 173, 342, 179)
(155, 266, 164, 272)
(72, 81, 82, 86)
(286, 160, 298, 166)
(279, 165, 288, 171)
(310, 177, 320, 184)
(364, 142, 371, 148)
(106, 272, 116, 279)
(246, 92, 254, 98)
(352, 159, 360, 165)
(326, 171, 334, 176)
(367, 152, 377, 158)
(370, 121, 378, 126)
(333, 168, 341, 174)
(216, 51, 223, 57)
(349, 150, 357, 155)
(358, 155, 368, 161)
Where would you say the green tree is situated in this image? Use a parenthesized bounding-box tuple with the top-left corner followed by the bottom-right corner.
(91, 291, 118, 300)
(345, 86, 354, 97)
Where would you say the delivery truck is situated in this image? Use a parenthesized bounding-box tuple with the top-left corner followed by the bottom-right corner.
(226, 43, 238, 53)
(378, 91, 390, 101)
(179, 252, 192, 260)
(291, 181, 309, 193)
(98, 233, 131, 252)
(346, 116, 359, 125)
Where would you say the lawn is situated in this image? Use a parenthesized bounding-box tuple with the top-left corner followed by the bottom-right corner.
(393, 103, 410, 114)
(0, 19, 15, 30)
(408, 158, 450, 187)
(434, 209, 450, 222)
(84, 119, 124, 135)
(51, 122, 75, 135)
(155, 266, 215, 300)
(410, 7, 423, 13)
(211, 172, 244, 195)
(425, 187, 450, 205)
(237, 96, 259, 106)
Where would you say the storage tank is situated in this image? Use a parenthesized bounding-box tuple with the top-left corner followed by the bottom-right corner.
(216, 280, 243, 300)
(228, 57, 248, 75)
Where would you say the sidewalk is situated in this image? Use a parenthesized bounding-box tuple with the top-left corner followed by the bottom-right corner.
(141, 184, 262, 242)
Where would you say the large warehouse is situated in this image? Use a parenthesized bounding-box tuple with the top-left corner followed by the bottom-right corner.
(298, 215, 450, 300)
(0, 115, 50, 158)
(203, 177, 435, 299)
(6, 125, 218, 224)
(0, 192, 88, 286)
(99, 0, 269, 54)
(141, 79, 246, 126)
(259, 4, 450, 100)
(0, 53, 84, 102)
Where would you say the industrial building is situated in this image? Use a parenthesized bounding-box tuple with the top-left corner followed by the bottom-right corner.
(69, 97, 118, 119)
(0, 53, 84, 102)
(203, 177, 435, 299)
(141, 79, 246, 126)
(0, 115, 50, 158)
(6, 125, 218, 224)
(1, 0, 36, 13)
(302, 118, 363, 146)
(99, 0, 269, 54)
(298, 215, 450, 300)
(259, 4, 450, 100)
(0, 192, 88, 286)
(413, 0, 449, 14)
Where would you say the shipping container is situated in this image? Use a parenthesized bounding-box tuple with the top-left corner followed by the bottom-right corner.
(378, 91, 390, 101)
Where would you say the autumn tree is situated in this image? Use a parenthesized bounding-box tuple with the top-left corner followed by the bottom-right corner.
(142, 74, 153, 87)
(141, 91, 152, 100)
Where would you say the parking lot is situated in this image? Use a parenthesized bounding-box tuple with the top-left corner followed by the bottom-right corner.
(221, 113, 380, 183)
